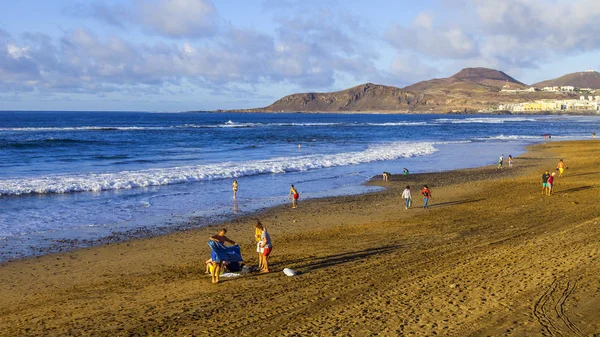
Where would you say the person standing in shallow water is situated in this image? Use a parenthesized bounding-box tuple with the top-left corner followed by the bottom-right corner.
(289, 184, 299, 209)
(232, 180, 238, 199)
(420, 185, 432, 209)
(402, 186, 412, 210)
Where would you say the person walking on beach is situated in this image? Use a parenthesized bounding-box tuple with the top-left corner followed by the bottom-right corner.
(402, 185, 412, 210)
(547, 172, 556, 196)
(556, 159, 567, 177)
(420, 185, 432, 209)
(508, 155, 514, 168)
(208, 229, 237, 284)
(497, 154, 504, 169)
(255, 220, 264, 270)
(232, 180, 239, 199)
(257, 224, 272, 273)
(541, 170, 550, 195)
(289, 184, 299, 209)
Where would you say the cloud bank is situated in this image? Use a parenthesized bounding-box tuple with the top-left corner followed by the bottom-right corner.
(2, 0, 600, 109)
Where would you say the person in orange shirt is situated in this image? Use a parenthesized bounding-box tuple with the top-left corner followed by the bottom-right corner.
(420, 185, 432, 209)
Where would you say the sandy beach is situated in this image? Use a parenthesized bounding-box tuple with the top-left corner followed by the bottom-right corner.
(1, 140, 599, 336)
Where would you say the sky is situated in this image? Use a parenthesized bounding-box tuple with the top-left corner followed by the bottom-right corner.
(1, 0, 600, 112)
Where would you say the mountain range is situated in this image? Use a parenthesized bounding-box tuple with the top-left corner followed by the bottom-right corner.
(224, 68, 600, 113)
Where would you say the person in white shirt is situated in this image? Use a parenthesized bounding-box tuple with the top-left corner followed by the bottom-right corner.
(401, 186, 412, 210)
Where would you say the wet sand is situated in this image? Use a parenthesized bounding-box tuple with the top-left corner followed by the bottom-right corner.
(1, 140, 599, 336)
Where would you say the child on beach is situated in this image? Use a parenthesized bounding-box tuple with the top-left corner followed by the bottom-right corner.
(547, 172, 556, 195)
(401, 186, 412, 210)
(556, 159, 567, 177)
(508, 155, 513, 168)
(420, 185, 432, 209)
(232, 180, 238, 199)
(255, 220, 264, 270)
(541, 170, 550, 195)
(257, 224, 272, 273)
(289, 184, 299, 209)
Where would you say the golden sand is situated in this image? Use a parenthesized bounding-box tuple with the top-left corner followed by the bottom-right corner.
(1, 140, 599, 336)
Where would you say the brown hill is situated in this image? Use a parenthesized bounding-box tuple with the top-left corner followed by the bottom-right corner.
(404, 67, 527, 92)
(533, 70, 600, 89)
(239, 83, 424, 112)
(226, 67, 577, 113)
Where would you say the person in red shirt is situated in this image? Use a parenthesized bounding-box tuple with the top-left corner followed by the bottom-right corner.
(420, 185, 432, 209)
(547, 172, 556, 196)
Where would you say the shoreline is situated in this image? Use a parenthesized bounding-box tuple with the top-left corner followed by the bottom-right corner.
(0, 139, 529, 263)
(2, 140, 600, 335)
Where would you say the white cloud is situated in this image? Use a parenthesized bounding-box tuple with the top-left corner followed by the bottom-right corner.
(385, 12, 479, 59)
(7, 43, 30, 59)
(0, 3, 383, 96)
(135, 0, 218, 38)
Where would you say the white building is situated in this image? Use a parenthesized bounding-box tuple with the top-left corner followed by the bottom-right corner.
(560, 86, 575, 92)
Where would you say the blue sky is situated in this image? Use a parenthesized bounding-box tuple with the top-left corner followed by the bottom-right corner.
(1, 0, 600, 111)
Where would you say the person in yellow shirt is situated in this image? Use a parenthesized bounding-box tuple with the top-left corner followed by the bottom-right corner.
(556, 159, 567, 177)
(255, 220, 264, 270)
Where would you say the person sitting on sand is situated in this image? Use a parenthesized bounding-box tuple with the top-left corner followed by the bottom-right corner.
(420, 185, 432, 209)
(541, 170, 550, 195)
(556, 159, 567, 177)
(232, 180, 238, 199)
(205, 258, 229, 274)
(497, 154, 504, 169)
(289, 184, 299, 209)
(547, 172, 556, 196)
(209, 229, 237, 283)
(401, 185, 412, 210)
(257, 224, 272, 273)
(255, 220, 264, 270)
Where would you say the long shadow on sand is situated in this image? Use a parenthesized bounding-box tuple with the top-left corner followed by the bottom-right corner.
(278, 245, 404, 273)
(558, 185, 595, 193)
(564, 172, 600, 177)
(429, 198, 486, 208)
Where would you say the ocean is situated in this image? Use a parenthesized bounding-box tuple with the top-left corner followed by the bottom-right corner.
(1, 111, 599, 261)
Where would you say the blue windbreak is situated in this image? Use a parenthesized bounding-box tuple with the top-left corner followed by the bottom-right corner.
(208, 241, 243, 263)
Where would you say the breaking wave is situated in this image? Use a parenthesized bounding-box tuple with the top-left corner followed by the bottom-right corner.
(0, 141, 438, 196)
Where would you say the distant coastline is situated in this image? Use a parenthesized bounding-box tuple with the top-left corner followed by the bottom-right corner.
(203, 67, 600, 115)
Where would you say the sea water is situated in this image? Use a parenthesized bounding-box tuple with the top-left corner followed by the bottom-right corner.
(1, 112, 599, 260)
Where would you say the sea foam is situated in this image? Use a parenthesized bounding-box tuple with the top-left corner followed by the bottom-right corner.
(0, 141, 437, 196)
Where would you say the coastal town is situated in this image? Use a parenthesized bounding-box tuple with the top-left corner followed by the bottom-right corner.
(497, 94, 600, 112)
(496, 70, 600, 113)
